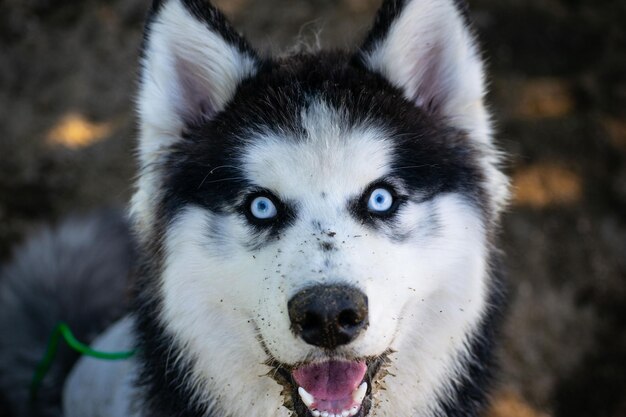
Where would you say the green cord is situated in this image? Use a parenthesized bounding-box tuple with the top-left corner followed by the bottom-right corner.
(29, 322, 136, 403)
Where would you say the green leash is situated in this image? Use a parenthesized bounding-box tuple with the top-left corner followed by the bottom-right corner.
(29, 322, 136, 403)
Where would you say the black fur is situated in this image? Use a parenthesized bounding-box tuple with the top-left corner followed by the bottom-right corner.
(159, 52, 488, 238)
(359, 0, 407, 55)
(134, 288, 210, 417)
(436, 254, 507, 417)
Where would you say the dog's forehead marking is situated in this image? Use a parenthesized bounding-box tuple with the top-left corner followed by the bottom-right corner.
(241, 101, 393, 200)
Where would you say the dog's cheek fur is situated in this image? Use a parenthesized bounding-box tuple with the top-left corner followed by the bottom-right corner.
(158, 207, 289, 416)
(367, 195, 491, 417)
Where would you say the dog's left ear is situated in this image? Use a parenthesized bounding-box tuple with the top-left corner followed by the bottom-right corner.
(358, 0, 489, 142)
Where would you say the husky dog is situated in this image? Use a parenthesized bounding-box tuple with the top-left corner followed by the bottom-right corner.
(0, 0, 509, 416)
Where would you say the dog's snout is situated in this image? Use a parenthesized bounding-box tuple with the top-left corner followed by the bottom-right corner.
(288, 284, 368, 349)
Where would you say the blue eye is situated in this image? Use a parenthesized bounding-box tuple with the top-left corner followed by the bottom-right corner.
(250, 196, 278, 220)
(367, 188, 394, 213)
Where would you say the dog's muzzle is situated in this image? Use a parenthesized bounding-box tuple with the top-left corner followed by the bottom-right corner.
(280, 285, 373, 417)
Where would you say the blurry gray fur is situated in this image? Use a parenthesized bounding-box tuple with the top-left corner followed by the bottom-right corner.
(0, 210, 133, 417)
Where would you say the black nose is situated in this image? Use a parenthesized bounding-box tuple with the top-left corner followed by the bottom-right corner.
(288, 284, 369, 349)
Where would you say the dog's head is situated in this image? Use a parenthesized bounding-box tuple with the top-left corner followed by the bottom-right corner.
(132, 1, 508, 416)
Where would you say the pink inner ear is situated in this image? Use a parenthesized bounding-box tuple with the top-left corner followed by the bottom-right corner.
(412, 43, 449, 113)
(360, 0, 485, 124)
(175, 58, 217, 125)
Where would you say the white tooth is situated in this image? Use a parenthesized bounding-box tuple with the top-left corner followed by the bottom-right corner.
(342, 411, 350, 417)
(312, 411, 321, 417)
(298, 387, 315, 408)
(321, 412, 329, 417)
(349, 406, 359, 416)
(352, 382, 367, 404)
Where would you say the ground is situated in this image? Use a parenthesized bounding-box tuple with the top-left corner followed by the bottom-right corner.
(0, 0, 625, 416)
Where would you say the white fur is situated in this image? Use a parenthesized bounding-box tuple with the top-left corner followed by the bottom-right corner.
(243, 102, 393, 202)
(362, 0, 509, 216)
(156, 103, 491, 416)
(376, 196, 489, 417)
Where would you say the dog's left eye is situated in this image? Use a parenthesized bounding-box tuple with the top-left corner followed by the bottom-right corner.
(367, 187, 394, 213)
(249, 196, 278, 220)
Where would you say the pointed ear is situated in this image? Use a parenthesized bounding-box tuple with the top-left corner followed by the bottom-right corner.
(138, 0, 259, 164)
(358, 0, 490, 142)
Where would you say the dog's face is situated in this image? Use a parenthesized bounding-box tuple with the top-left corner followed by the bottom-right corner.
(133, 1, 508, 416)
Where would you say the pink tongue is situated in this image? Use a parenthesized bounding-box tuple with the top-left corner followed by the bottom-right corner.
(292, 360, 367, 401)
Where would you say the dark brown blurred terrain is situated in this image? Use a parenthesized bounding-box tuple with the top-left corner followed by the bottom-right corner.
(0, 0, 624, 416)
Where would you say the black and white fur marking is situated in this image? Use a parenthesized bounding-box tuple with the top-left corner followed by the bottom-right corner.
(0, 1, 509, 416)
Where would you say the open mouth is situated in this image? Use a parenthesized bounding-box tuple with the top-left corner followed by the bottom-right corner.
(270, 354, 391, 417)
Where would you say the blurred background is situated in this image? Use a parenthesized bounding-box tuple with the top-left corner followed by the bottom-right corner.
(0, 0, 624, 416)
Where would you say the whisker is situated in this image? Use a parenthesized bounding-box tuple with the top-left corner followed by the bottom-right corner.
(392, 164, 440, 171)
(197, 164, 244, 189)
(207, 165, 242, 174)
(198, 176, 246, 189)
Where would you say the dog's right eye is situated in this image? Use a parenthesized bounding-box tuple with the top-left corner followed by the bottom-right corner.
(367, 188, 394, 213)
(358, 182, 401, 219)
(249, 196, 278, 220)
(242, 190, 293, 228)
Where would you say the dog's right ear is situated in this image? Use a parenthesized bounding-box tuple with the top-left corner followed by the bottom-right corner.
(137, 0, 259, 166)
(357, 0, 488, 143)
